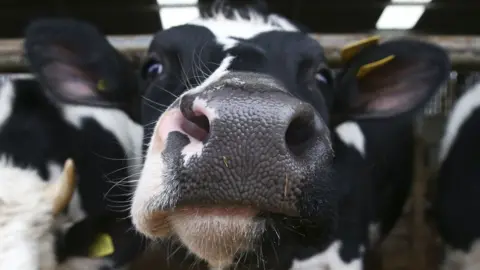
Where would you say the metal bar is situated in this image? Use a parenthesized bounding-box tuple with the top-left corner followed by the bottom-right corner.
(2, 33, 480, 72)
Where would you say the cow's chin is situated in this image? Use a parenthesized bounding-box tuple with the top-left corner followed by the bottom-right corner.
(134, 206, 266, 268)
(169, 210, 265, 268)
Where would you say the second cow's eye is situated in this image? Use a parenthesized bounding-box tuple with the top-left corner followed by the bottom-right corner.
(148, 63, 163, 75)
(315, 66, 333, 85)
(142, 58, 166, 81)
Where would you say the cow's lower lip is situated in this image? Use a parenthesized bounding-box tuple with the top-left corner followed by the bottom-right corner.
(168, 206, 264, 268)
(139, 206, 259, 237)
(175, 206, 258, 217)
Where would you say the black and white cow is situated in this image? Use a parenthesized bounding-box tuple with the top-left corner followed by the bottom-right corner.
(432, 77, 480, 270)
(126, 1, 450, 269)
(0, 19, 144, 269)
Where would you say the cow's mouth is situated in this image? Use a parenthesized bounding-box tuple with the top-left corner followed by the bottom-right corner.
(139, 205, 266, 268)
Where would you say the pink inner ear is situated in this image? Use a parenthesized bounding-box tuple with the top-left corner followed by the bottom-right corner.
(44, 62, 97, 101)
(366, 89, 422, 113)
(60, 81, 96, 99)
(355, 59, 435, 116)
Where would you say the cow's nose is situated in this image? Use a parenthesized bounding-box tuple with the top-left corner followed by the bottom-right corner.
(177, 89, 324, 159)
(153, 72, 332, 215)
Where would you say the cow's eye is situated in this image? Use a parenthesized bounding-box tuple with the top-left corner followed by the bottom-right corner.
(146, 62, 164, 77)
(148, 63, 163, 75)
(315, 67, 332, 85)
(142, 58, 166, 81)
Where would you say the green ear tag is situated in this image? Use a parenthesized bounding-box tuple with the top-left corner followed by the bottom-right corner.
(88, 233, 115, 258)
(97, 79, 106, 91)
(341, 36, 381, 64)
(356, 55, 396, 79)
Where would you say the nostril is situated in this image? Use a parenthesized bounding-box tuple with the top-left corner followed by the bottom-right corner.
(285, 110, 316, 157)
(179, 96, 211, 142)
(180, 113, 210, 142)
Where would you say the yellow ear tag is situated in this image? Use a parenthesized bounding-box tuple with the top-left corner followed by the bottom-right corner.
(88, 233, 115, 258)
(340, 36, 381, 64)
(97, 79, 106, 91)
(356, 55, 396, 79)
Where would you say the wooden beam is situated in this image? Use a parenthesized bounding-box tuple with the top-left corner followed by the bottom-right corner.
(2, 33, 480, 72)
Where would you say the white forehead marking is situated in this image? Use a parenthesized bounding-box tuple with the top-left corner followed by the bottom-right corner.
(335, 121, 366, 158)
(189, 10, 299, 50)
(184, 56, 235, 97)
(439, 82, 480, 163)
(0, 80, 15, 129)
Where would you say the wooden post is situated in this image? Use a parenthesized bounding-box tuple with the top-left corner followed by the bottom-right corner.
(410, 120, 429, 270)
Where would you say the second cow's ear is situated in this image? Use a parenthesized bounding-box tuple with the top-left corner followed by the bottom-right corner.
(334, 38, 451, 121)
(23, 18, 140, 117)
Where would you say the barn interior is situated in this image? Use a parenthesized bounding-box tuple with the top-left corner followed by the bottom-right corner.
(0, 0, 479, 36)
(0, 0, 478, 269)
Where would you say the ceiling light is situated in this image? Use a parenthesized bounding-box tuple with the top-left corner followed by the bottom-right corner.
(392, 0, 432, 3)
(157, 0, 198, 5)
(376, 5, 426, 29)
(159, 6, 200, 29)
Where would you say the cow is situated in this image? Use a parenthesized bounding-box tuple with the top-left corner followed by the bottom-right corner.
(432, 77, 480, 270)
(127, 1, 450, 269)
(0, 18, 145, 269)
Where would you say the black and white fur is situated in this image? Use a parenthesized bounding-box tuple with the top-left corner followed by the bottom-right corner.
(0, 19, 145, 269)
(432, 77, 480, 270)
(122, 1, 450, 270)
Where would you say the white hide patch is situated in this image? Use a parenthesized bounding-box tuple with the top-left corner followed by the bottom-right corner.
(335, 122, 366, 157)
(0, 157, 58, 270)
(62, 105, 144, 175)
(0, 157, 92, 269)
(439, 82, 480, 164)
(442, 241, 480, 270)
(0, 80, 15, 128)
(290, 241, 363, 270)
(189, 10, 298, 50)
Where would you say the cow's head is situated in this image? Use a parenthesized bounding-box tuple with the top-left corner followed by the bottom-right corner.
(0, 18, 143, 269)
(21, 17, 143, 220)
(128, 1, 449, 268)
(0, 159, 75, 270)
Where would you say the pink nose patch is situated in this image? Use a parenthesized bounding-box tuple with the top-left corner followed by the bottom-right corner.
(155, 108, 208, 145)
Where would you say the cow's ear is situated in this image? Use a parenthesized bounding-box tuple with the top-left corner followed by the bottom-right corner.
(334, 38, 450, 120)
(24, 18, 140, 111)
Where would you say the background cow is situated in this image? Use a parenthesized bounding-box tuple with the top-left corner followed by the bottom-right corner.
(123, 0, 451, 269)
(432, 77, 480, 270)
(0, 18, 144, 269)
